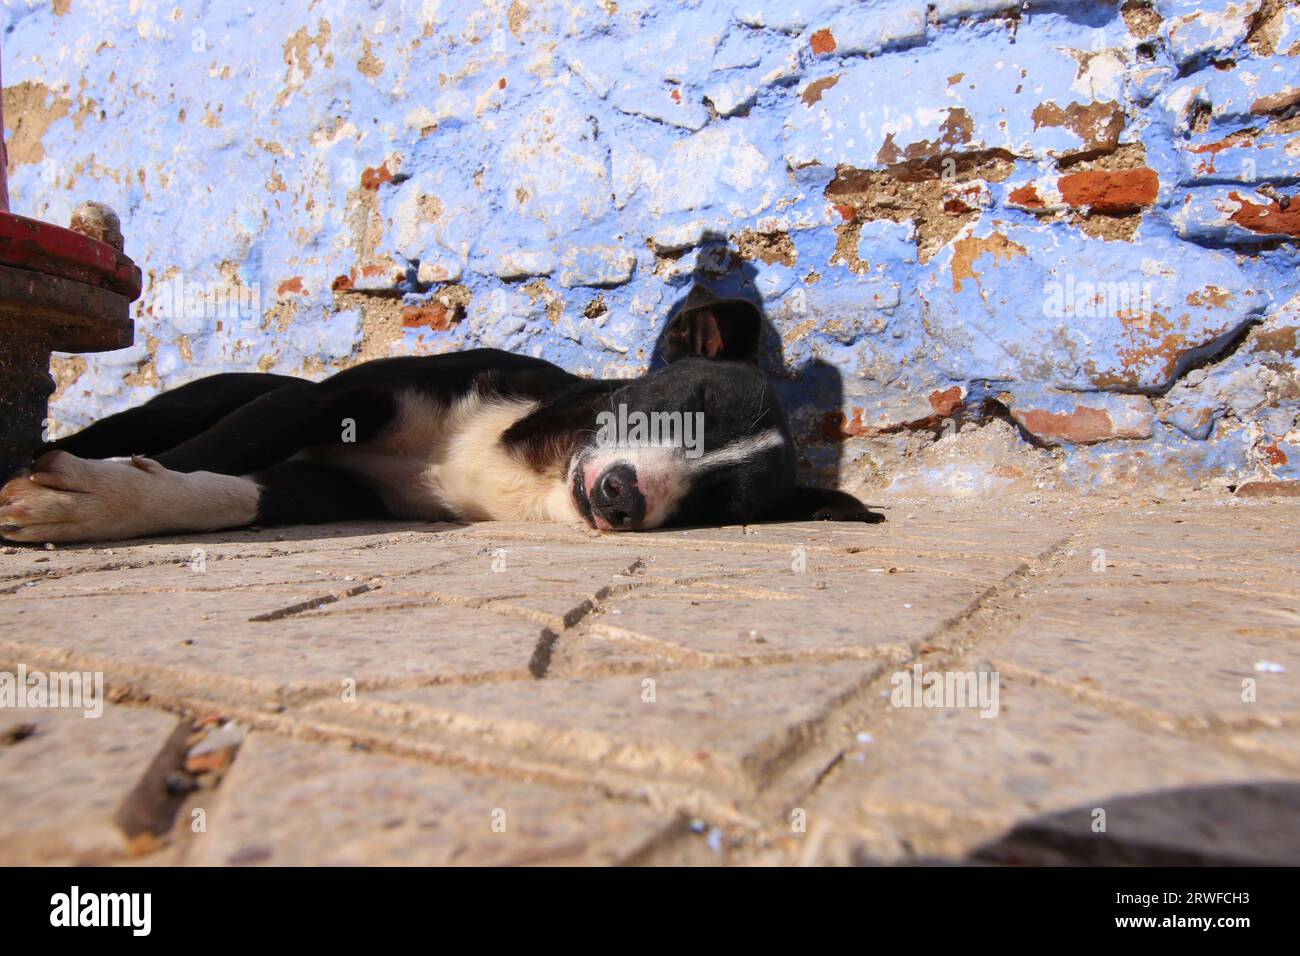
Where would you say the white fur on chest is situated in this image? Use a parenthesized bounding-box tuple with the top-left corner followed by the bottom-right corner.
(320, 391, 578, 523)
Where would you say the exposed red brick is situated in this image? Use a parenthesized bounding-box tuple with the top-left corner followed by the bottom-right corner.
(833, 203, 856, 221)
(276, 276, 305, 296)
(1058, 167, 1159, 213)
(670, 88, 682, 103)
(1015, 406, 1117, 444)
(1262, 442, 1290, 466)
(401, 302, 455, 330)
(357, 261, 403, 283)
(360, 162, 393, 190)
(1227, 191, 1300, 236)
(1008, 184, 1050, 209)
(499, 77, 508, 89)
(331, 273, 354, 291)
(1235, 480, 1300, 498)
(1186, 130, 1255, 155)
(929, 386, 964, 418)
(1014, 400, 1155, 445)
(810, 29, 837, 55)
(1008, 184, 1045, 208)
(821, 393, 964, 441)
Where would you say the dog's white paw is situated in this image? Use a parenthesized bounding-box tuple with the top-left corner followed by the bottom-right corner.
(0, 452, 163, 543)
(1, 451, 262, 544)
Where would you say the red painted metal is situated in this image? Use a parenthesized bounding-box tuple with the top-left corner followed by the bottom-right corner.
(0, 212, 142, 299)
(0, 47, 8, 213)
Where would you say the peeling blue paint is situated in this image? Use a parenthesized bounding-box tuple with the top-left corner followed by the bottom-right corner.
(1, 0, 1296, 492)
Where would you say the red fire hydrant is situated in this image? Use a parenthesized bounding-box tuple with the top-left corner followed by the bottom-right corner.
(0, 47, 141, 480)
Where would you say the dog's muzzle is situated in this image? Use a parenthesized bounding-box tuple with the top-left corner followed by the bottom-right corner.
(587, 462, 646, 531)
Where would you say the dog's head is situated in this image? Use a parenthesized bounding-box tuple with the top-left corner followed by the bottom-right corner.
(569, 290, 877, 531)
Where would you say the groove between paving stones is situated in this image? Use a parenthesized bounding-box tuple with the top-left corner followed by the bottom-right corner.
(727, 518, 1300, 859)
(0, 636, 540, 715)
(618, 531, 1094, 863)
(988, 658, 1300, 771)
(528, 557, 646, 678)
(248, 581, 381, 621)
(705, 529, 1089, 831)
(186, 704, 750, 831)
(568, 621, 914, 673)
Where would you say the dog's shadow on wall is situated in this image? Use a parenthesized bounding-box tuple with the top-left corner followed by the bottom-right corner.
(647, 234, 846, 489)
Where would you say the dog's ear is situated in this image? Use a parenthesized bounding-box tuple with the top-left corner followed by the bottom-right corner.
(660, 296, 761, 363)
(773, 486, 885, 523)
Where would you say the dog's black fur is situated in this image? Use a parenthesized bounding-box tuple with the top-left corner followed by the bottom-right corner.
(0, 290, 877, 543)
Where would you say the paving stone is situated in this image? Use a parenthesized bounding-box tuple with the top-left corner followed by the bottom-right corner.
(350, 542, 647, 603)
(578, 559, 1023, 662)
(612, 518, 1065, 559)
(618, 540, 1032, 584)
(2, 498, 1298, 864)
(802, 673, 1296, 864)
(0, 591, 543, 703)
(185, 733, 667, 866)
(301, 661, 882, 791)
(14, 559, 366, 598)
(0, 521, 444, 576)
(982, 574, 1300, 724)
(0, 703, 187, 864)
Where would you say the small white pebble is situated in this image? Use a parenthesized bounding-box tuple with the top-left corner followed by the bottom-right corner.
(1255, 660, 1286, 674)
(856, 732, 873, 744)
(903, 603, 912, 609)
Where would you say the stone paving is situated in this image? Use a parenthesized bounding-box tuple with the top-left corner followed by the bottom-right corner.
(1, 491, 1298, 866)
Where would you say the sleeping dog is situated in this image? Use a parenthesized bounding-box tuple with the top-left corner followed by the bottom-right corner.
(0, 290, 875, 543)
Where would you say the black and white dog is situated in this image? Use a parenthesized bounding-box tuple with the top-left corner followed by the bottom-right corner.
(0, 291, 876, 543)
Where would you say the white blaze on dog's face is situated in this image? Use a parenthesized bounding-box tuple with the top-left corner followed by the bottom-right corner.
(570, 357, 797, 531)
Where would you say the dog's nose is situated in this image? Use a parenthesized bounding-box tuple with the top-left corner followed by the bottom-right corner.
(589, 463, 645, 531)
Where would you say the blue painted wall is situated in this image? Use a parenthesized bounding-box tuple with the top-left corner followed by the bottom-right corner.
(3, 0, 1298, 494)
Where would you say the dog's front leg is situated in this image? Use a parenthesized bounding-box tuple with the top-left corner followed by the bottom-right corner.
(0, 451, 260, 544)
